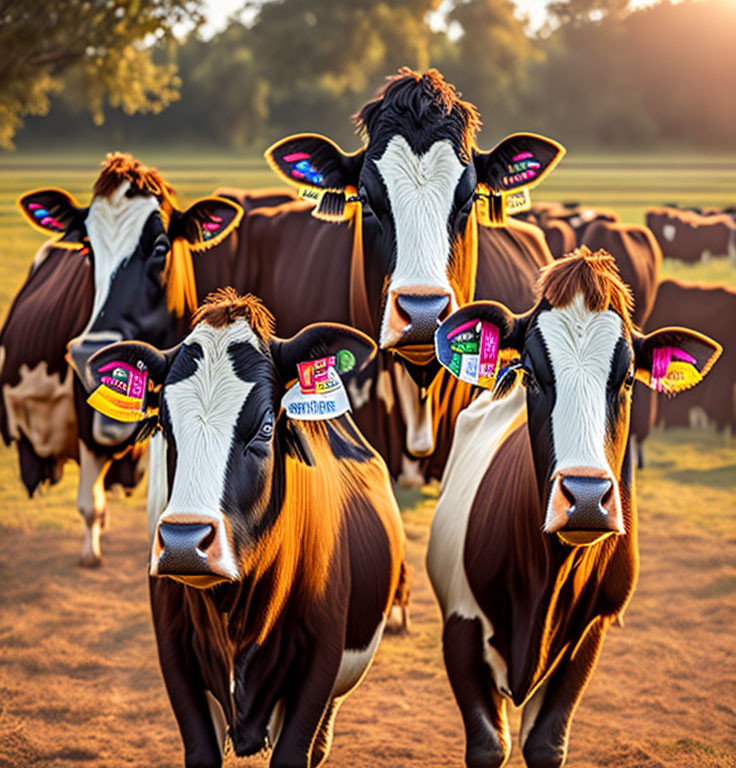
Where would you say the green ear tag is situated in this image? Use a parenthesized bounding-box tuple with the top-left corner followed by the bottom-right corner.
(336, 349, 356, 374)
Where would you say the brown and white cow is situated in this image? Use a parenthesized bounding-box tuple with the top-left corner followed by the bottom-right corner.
(87, 290, 404, 768)
(427, 248, 720, 768)
(646, 206, 736, 263)
(0, 154, 250, 565)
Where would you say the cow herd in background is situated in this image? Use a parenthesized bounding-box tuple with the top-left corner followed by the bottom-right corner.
(0, 69, 731, 768)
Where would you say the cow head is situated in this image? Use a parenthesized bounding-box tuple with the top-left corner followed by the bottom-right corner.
(18, 153, 242, 447)
(265, 68, 564, 361)
(85, 289, 375, 587)
(437, 247, 721, 546)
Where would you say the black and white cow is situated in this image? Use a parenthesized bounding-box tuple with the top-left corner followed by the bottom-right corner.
(87, 289, 405, 768)
(427, 248, 720, 768)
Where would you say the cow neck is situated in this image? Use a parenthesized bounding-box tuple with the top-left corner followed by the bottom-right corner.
(220, 419, 346, 647)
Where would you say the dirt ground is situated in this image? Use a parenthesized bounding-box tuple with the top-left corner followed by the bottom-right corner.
(1, 435, 735, 768)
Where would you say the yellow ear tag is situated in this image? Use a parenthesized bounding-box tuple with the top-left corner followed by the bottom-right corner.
(86, 360, 157, 422)
(644, 346, 703, 394)
(87, 387, 150, 422)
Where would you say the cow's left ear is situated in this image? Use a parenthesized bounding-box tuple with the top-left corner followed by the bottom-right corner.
(270, 323, 376, 388)
(634, 327, 721, 394)
(169, 196, 243, 253)
(85, 341, 181, 433)
(265, 134, 365, 221)
(473, 134, 565, 227)
(436, 301, 528, 397)
(17, 188, 86, 245)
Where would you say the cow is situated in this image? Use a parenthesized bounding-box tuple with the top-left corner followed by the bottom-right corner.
(85, 289, 405, 768)
(645, 278, 736, 432)
(580, 220, 663, 466)
(0, 153, 249, 565)
(426, 248, 720, 768)
(646, 207, 736, 263)
(47, 69, 564, 488)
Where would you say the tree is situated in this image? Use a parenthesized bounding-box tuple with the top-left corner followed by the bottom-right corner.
(0, 0, 204, 148)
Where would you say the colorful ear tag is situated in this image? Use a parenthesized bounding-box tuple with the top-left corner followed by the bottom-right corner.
(648, 347, 702, 393)
(87, 361, 153, 422)
(436, 318, 500, 389)
(281, 354, 351, 420)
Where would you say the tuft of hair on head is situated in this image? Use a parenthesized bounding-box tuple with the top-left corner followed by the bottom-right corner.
(353, 67, 482, 162)
(190, 287, 276, 340)
(93, 151, 177, 208)
(538, 246, 635, 334)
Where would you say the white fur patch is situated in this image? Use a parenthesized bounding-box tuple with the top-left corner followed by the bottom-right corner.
(427, 386, 526, 698)
(160, 319, 260, 579)
(147, 430, 169, 544)
(331, 619, 386, 697)
(82, 181, 160, 336)
(662, 223, 676, 242)
(536, 294, 624, 530)
(374, 137, 465, 346)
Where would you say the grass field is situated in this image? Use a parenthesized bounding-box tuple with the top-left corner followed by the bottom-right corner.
(0, 150, 734, 767)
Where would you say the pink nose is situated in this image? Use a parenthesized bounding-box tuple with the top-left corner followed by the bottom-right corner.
(151, 514, 238, 588)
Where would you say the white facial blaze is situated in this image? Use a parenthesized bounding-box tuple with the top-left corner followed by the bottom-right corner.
(162, 321, 258, 556)
(82, 180, 160, 336)
(537, 293, 623, 476)
(374, 136, 465, 343)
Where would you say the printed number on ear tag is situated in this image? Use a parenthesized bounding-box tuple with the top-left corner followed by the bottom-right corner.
(650, 347, 701, 393)
(282, 355, 351, 421)
(87, 361, 150, 422)
(436, 319, 500, 389)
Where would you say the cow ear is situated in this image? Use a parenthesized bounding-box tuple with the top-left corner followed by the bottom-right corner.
(169, 196, 243, 253)
(473, 134, 565, 227)
(18, 188, 86, 244)
(436, 301, 526, 397)
(270, 323, 376, 387)
(265, 134, 365, 221)
(85, 341, 180, 426)
(270, 323, 376, 422)
(634, 327, 721, 394)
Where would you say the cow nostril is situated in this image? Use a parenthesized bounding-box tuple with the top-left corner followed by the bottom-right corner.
(600, 482, 613, 511)
(198, 525, 216, 553)
(560, 478, 576, 507)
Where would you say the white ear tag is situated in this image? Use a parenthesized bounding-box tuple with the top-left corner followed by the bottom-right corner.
(281, 355, 351, 421)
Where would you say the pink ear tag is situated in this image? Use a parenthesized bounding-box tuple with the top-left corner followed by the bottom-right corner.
(86, 361, 149, 422)
(444, 320, 500, 388)
(650, 346, 699, 392)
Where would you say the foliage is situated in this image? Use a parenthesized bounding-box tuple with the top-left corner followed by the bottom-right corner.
(0, 0, 204, 148)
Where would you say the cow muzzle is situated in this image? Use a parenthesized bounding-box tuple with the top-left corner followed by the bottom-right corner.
(382, 287, 452, 350)
(545, 469, 625, 546)
(151, 514, 239, 588)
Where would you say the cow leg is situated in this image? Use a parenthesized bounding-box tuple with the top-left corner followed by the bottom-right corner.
(270, 643, 342, 768)
(150, 578, 224, 768)
(521, 618, 607, 768)
(309, 697, 341, 768)
(443, 614, 510, 768)
(77, 441, 111, 567)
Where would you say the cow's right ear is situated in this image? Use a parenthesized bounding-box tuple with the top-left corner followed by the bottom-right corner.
(436, 301, 527, 396)
(18, 188, 86, 242)
(265, 134, 365, 221)
(85, 341, 180, 428)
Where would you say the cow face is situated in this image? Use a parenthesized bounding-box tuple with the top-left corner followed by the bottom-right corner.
(265, 70, 563, 357)
(437, 249, 721, 546)
(85, 291, 375, 587)
(18, 160, 242, 448)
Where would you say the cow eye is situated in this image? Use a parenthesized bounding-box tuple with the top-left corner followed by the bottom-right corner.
(257, 412, 275, 440)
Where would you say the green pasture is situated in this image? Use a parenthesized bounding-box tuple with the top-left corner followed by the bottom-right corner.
(0, 149, 734, 535)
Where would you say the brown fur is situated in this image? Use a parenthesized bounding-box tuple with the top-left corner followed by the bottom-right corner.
(190, 287, 275, 340)
(354, 67, 482, 162)
(92, 152, 176, 204)
(538, 246, 635, 336)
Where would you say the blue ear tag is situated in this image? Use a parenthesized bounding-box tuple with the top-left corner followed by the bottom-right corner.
(281, 355, 351, 421)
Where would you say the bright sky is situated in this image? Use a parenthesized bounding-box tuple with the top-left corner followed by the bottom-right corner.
(199, 0, 660, 39)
